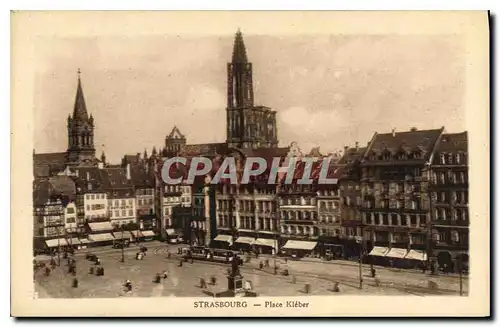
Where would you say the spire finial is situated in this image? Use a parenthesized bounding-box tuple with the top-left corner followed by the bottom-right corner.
(77, 68, 81, 79)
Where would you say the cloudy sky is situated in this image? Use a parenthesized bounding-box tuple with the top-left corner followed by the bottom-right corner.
(33, 33, 465, 163)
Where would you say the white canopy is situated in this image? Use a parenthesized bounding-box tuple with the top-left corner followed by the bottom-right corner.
(254, 238, 278, 249)
(368, 246, 389, 257)
(45, 238, 68, 248)
(235, 237, 255, 245)
(88, 221, 113, 232)
(385, 248, 408, 259)
(282, 240, 317, 251)
(88, 233, 114, 242)
(141, 230, 156, 237)
(405, 249, 428, 261)
(214, 234, 233, 244)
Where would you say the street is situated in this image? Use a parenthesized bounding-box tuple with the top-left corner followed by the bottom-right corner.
(34, 244, 468, 298)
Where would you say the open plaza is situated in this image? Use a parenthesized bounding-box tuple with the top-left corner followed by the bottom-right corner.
(34, 244, 468, 298)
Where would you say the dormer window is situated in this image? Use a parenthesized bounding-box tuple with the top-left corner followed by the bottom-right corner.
(414, 151, 422, 159)
(456, 153, 461, 164)
(440, 153, 446, 164)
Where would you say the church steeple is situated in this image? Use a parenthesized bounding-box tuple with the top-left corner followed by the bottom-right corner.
(232, 29, 248, 64)
(72, 68, 89, 123)
(67, 69, 96, 166)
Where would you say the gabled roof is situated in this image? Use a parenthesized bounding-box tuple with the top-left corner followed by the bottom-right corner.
(129, 165, 154, 188)
(167, 126, 186, 140)
(73, 167, 105, 193)
(101, 167, 133, 190)
(307, 147, 323, 157)
(363, 128, 444, 164)
(48, 176, 76, 200)
(337, 147, 367, 165)
(436, 132, 468, 153)
(34, 152, 68, 177)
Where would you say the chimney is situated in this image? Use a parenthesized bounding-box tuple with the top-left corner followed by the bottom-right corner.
(355, 142, 359, 150)
(126, 163, 131, 180)
(392, 128, 396, 137)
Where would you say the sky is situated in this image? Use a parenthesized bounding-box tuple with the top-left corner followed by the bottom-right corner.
(33, 33, 466, 163)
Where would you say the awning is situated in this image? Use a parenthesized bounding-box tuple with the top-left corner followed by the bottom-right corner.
(141, 230, 156, 237)
(113, 232, 129, 240)
(282, 240, 317, 251)
(79, 239, 90, 244)
(45, 238, 68, 248)
(166, 229, 176, 236)
(405, 249, 428, 261)
(67, 238, 81, 245)
(235, 237, 255, 245)
(368, 246, 389, 257)
(88, 233, 114, 242)
(88, 222, 114, 232)
(385, 248, 408, 259)
(130, 231, 141, 238)
(254, 238, 278, 249)
(214, 235, 233, 244)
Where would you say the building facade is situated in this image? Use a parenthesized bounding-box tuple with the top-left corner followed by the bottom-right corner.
(359, 128, 444, 263)
(429, 132, 469, 272)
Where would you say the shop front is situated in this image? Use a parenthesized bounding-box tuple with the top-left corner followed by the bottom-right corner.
(233, 236, 255, 252)
(210, 234, 233, 249)
(88, 233, 115, 247)
(253, 238, 278, 255)
(281, 240, 317, 258)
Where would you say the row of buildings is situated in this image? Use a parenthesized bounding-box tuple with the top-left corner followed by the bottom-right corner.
(33, 30, 469, 272)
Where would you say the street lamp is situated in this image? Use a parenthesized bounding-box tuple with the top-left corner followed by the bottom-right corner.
(120, 225, 125, 263)
(355, 236, 363, 289)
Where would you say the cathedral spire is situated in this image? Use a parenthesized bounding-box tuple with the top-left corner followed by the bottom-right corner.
(232, 29, 248, 63)
(72, 68, 89, 122)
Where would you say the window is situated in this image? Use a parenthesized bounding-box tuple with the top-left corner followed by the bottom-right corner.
(382, 214, 389, 226)
(110, 211, 114, 217)
(440, 154, 446, 164)
(391, 214, 398, 226)
(128, 199, 133, 205)
(114, 200, 119, 207)
(121, 210, 126, 216)
(401, 215, 407, 226)
(66, 207, 75, 214)
(374, 214, 380, 225)
(114, 210, 119, 217)
(90, 194, 95, 200)
(86, 205, 90, 211)
(456, 154, 461, 164)
(410, 215, 417, 226)
(121, 200, 126, 206)
(439, 173, 446, 184)
(128, 209, 133, 217)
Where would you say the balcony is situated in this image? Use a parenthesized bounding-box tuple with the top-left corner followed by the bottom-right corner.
(431, 219, 469, 227)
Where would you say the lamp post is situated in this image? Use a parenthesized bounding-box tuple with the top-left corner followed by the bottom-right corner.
(355, 236, 363, 289)
(120, 225, 125, 263)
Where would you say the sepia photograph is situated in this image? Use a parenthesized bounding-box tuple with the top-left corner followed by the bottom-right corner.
(11, 10, 490, 317)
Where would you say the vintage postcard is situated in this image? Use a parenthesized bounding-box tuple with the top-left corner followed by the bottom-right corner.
(11, 11, 490, 317)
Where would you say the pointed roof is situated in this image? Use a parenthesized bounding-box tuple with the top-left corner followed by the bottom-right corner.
(72, 69, 89, 122)
(232, 29, 248, 63)
(167, 126, 186, 140)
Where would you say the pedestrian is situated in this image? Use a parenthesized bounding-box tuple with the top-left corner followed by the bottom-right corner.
(89, 267, 94, 275)
(265, 259, 270, 267)
(72, 278, 78, 288)
(44, 267, 51, 276)
(124, 279, 132, 292)
(50, 258, 56, 267)
(332, 282, 340, 293)
(162, 270, 168, 279)
(100, 267, 105, 276)
(292, 275, 297, 284)
(210, 276, 217, 285)
(304, 283, 311, 294)
(178, 259, 183, 267)
(371, 267, 376, 278)
(154, 273, 161, 283)
(259, 261, 263, 270)
(200, 277, 206, 289)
